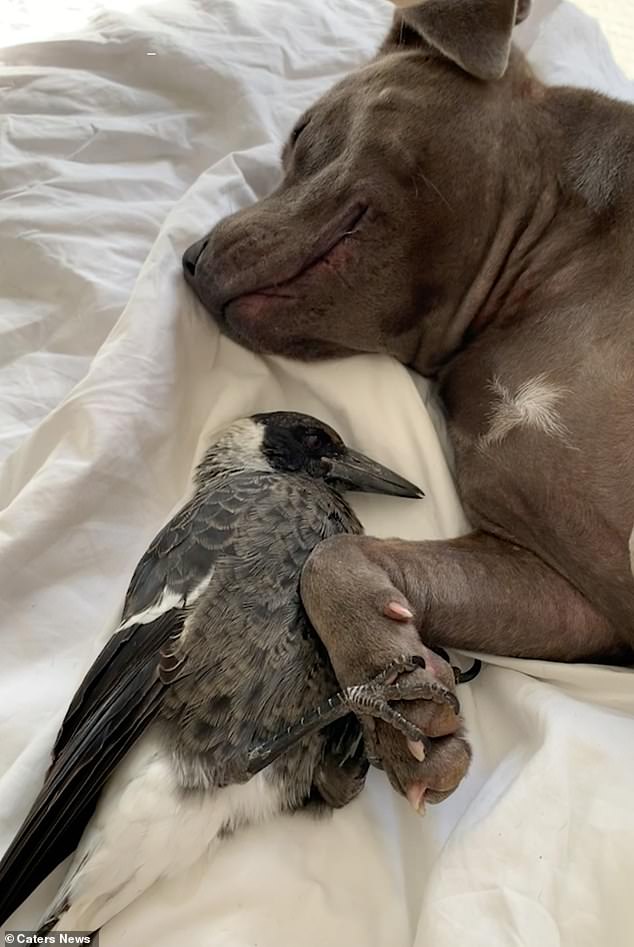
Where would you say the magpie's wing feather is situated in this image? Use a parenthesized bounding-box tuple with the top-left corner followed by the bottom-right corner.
(0, 474, 261, 925)
(53, 475, 258, 761)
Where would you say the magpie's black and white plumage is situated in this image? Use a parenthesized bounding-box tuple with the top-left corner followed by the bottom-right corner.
(0, 411, 452, 934)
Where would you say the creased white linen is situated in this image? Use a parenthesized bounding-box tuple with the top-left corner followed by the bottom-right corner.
(1, 2, 633, 945)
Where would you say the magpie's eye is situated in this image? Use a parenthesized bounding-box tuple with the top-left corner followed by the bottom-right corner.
(290, 119, 309, 147)
(303, 434, 321, 451)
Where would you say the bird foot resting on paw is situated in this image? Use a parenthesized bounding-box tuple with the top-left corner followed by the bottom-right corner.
(298, 536, 474, 809)
(342, 653, 459, 754)
(246, 653, 461, 778)
(245, 647, 471, 814)
(356, 649, 472, 814)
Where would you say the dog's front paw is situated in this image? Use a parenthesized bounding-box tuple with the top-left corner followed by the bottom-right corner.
(301, 535, 472, 809)
(359, 648, 472, 811)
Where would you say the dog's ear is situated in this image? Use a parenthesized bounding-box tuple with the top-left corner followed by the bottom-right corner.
(386, 0, 531, 81)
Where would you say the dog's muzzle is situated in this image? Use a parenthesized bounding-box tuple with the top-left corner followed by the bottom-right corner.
(182, 237, 208, 284)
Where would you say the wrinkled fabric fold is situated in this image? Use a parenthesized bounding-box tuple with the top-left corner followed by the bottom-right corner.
(1, 2, 633, 945)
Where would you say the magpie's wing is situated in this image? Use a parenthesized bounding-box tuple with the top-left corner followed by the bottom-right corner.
(0, 474, 262, 925)
(53, 476, 256, 761)
(162, 480, 365, 783)
(0, 610, 183, 927)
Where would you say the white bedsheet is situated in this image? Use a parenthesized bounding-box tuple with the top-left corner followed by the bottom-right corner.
(1, 1, 633, 944)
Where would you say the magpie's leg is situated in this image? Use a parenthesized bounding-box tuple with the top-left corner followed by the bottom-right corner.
(246, 654, 458, 775)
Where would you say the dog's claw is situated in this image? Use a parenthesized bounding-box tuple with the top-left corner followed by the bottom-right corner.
(407, 739, 427, 761)
(383, 601, 414, 621)
(406, 781, 427, 815)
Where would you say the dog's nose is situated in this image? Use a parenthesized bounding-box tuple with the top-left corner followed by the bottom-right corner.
(182, 237, 208, 282)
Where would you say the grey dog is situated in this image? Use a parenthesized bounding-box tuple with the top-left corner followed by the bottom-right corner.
(183, 0, 634, 797)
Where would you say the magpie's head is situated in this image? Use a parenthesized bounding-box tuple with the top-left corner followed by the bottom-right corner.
(244, 411, 424, 498)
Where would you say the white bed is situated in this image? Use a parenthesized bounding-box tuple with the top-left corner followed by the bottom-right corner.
(1, 1, 633, 944)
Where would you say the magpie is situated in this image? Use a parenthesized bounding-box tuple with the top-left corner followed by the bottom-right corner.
(0, 411, 456, 933)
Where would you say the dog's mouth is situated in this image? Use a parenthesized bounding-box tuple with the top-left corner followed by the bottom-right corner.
(222, 202, 368, 329)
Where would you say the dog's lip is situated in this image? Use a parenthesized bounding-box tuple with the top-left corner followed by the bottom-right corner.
(222, 202, 368, 315)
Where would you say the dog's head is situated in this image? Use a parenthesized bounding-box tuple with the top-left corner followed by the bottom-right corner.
(184, 0, 534, 373)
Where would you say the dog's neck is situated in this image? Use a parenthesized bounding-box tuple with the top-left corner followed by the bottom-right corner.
(408, 76, 634, 378)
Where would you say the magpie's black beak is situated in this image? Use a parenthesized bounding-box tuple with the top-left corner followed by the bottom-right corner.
(325, 448, 424, 499)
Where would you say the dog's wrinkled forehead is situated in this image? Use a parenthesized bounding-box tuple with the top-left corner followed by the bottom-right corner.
(282, 51, 445, 169)
(280, 0, 534, 158)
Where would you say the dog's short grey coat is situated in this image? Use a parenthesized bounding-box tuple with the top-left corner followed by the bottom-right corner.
(184, 0, 634, 789)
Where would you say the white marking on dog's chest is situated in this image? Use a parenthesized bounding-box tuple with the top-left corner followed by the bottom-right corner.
(629, 525, 634, 578)
(480, 374, 569, 448)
